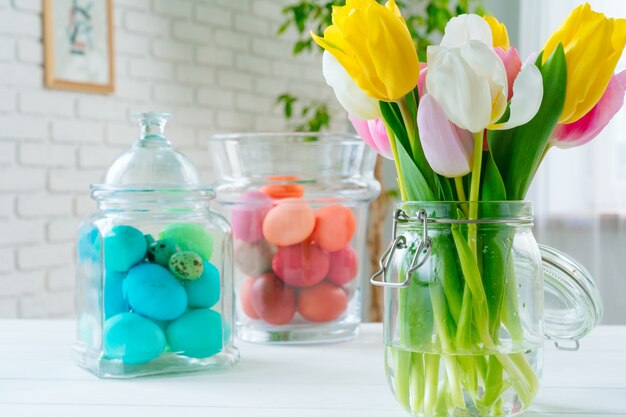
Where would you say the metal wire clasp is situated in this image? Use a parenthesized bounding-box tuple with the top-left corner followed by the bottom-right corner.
(370, 209, 432, 288)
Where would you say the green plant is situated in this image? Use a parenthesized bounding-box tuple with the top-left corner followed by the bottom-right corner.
(275, 0, 486, 131)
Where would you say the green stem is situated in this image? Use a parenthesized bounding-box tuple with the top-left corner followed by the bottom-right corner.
(455, 132, 484, 349)
(423, 353, 440, 415)
(409, 352, 425, 413)
(394, 348, 412, 410)
(468, 131, 484, 254)
(384, 121, 408, 200)
(398, 97, 417, 156)
(429, 280, 464, 408)
(454, 176, 467, 202)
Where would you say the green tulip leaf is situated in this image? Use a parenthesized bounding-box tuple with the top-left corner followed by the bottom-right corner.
(488, 43, 567, 200)
(396, 137, 436, 201)
(482, 150, 506, 202)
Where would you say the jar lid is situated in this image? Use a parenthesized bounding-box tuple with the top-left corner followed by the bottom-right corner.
(541, 244, 603, 347)
(103, 112, 201, 187)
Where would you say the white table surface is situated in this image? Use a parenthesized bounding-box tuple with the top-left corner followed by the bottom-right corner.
(0, 321, 624, 417)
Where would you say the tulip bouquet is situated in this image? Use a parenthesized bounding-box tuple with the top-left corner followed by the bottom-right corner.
(313, 1, 626, 416)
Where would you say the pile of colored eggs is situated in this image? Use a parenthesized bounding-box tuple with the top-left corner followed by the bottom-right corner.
(100, 222, 222, 364)
(232, 185, 358, 326)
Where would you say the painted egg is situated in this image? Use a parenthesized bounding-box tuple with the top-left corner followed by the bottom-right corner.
(250, 273, 296, 325)
(125, 263, 188, 321)
(312, 205, 356, 252)
(234, 239, 275, 277)
(169, 251, 204, 281)
(260, 183, 305, 199)
(262, 200, 315, 246)
(297, 282, 348, 323)
(104, 271, 128, 319)
(166, 309, 223, 358)
(144, 234, 155, 246)
(104, 225, 147, 272)
(147, 238, 179, 267)
(103, 313, 166, 364)
(77, 224, 102, 264)
(272, 243, 329, 287)
(159, 223, 213, 260)
(231, 191, 272, 243)
(326, 246, 358, 286)
(240, 276, 259, 319)
(185, 261, 221, 308)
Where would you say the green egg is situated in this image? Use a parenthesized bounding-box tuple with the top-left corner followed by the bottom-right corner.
(145, 234, 155, 246)
(169, 251, 204, 281)
(147, 238, 179, 267)
(159, 223, 213, 260)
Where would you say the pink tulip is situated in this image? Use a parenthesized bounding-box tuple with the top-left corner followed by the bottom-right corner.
(418, 66, 428, 98)
(417, 94, 474, 177)
(495, 47, 522, 99)
(552, 70, 626, 149)
(348, 114, 393, 159)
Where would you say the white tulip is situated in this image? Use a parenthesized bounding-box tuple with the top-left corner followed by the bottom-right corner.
(440, 14, 493, 48)
(322, 51, 381, 120)
(426, 15, 543, 133)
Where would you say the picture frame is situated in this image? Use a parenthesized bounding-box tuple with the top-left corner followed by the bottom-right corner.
(43, 0, 115, 94)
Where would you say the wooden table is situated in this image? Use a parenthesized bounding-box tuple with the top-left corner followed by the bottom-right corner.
(0, 321, 624, 416)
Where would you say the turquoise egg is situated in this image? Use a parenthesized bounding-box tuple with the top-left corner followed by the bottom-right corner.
(125, 264, 188, 321)
(185, 261, 220, 308)
(104, 313, 166, 364)
(77, 224, 102, 263)
(159, 223, 213, 260)
(104, 225, 147, 272)
(147, 238, 179, 267)
(166, 309, 223, 358)
(169, 251, 204, 281)
(104, 271, 128, 319)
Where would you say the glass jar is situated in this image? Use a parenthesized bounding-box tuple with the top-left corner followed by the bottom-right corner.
(372, 202, 602, 417)
(208, 133, 380, 343)
(74, 113, 238, 378)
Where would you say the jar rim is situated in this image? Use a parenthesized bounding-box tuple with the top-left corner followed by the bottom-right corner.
(397, 201, 534, 223)
(209, 132, 362, 144)
(90, 184, 216, 200)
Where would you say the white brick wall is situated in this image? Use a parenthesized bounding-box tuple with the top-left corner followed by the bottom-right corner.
(0, 0, 344, 318)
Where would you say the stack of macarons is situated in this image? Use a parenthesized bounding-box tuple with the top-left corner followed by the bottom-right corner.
(231, 184, 358, 326)
(99, 222, 223, 364)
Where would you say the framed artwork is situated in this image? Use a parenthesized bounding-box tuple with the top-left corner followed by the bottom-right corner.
(43, 0, 115, 94)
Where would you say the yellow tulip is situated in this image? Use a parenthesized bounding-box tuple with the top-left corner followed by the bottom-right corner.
(483, 16, 510, 50)
(310, 0, 419, 102)
(543, 3, 626, 124)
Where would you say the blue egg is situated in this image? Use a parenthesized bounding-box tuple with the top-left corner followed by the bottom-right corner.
(125, 263, 188, 320)
(77, 224, 102, 263)
(103, 313, 166, 364)
(166, 309, 223, 358)
(104, 271, 128, 319)
(104, 225, 147, 272)
(184, 261, 221, 308)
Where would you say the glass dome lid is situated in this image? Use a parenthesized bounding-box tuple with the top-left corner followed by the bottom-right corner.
(98, 112, 204, 189)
